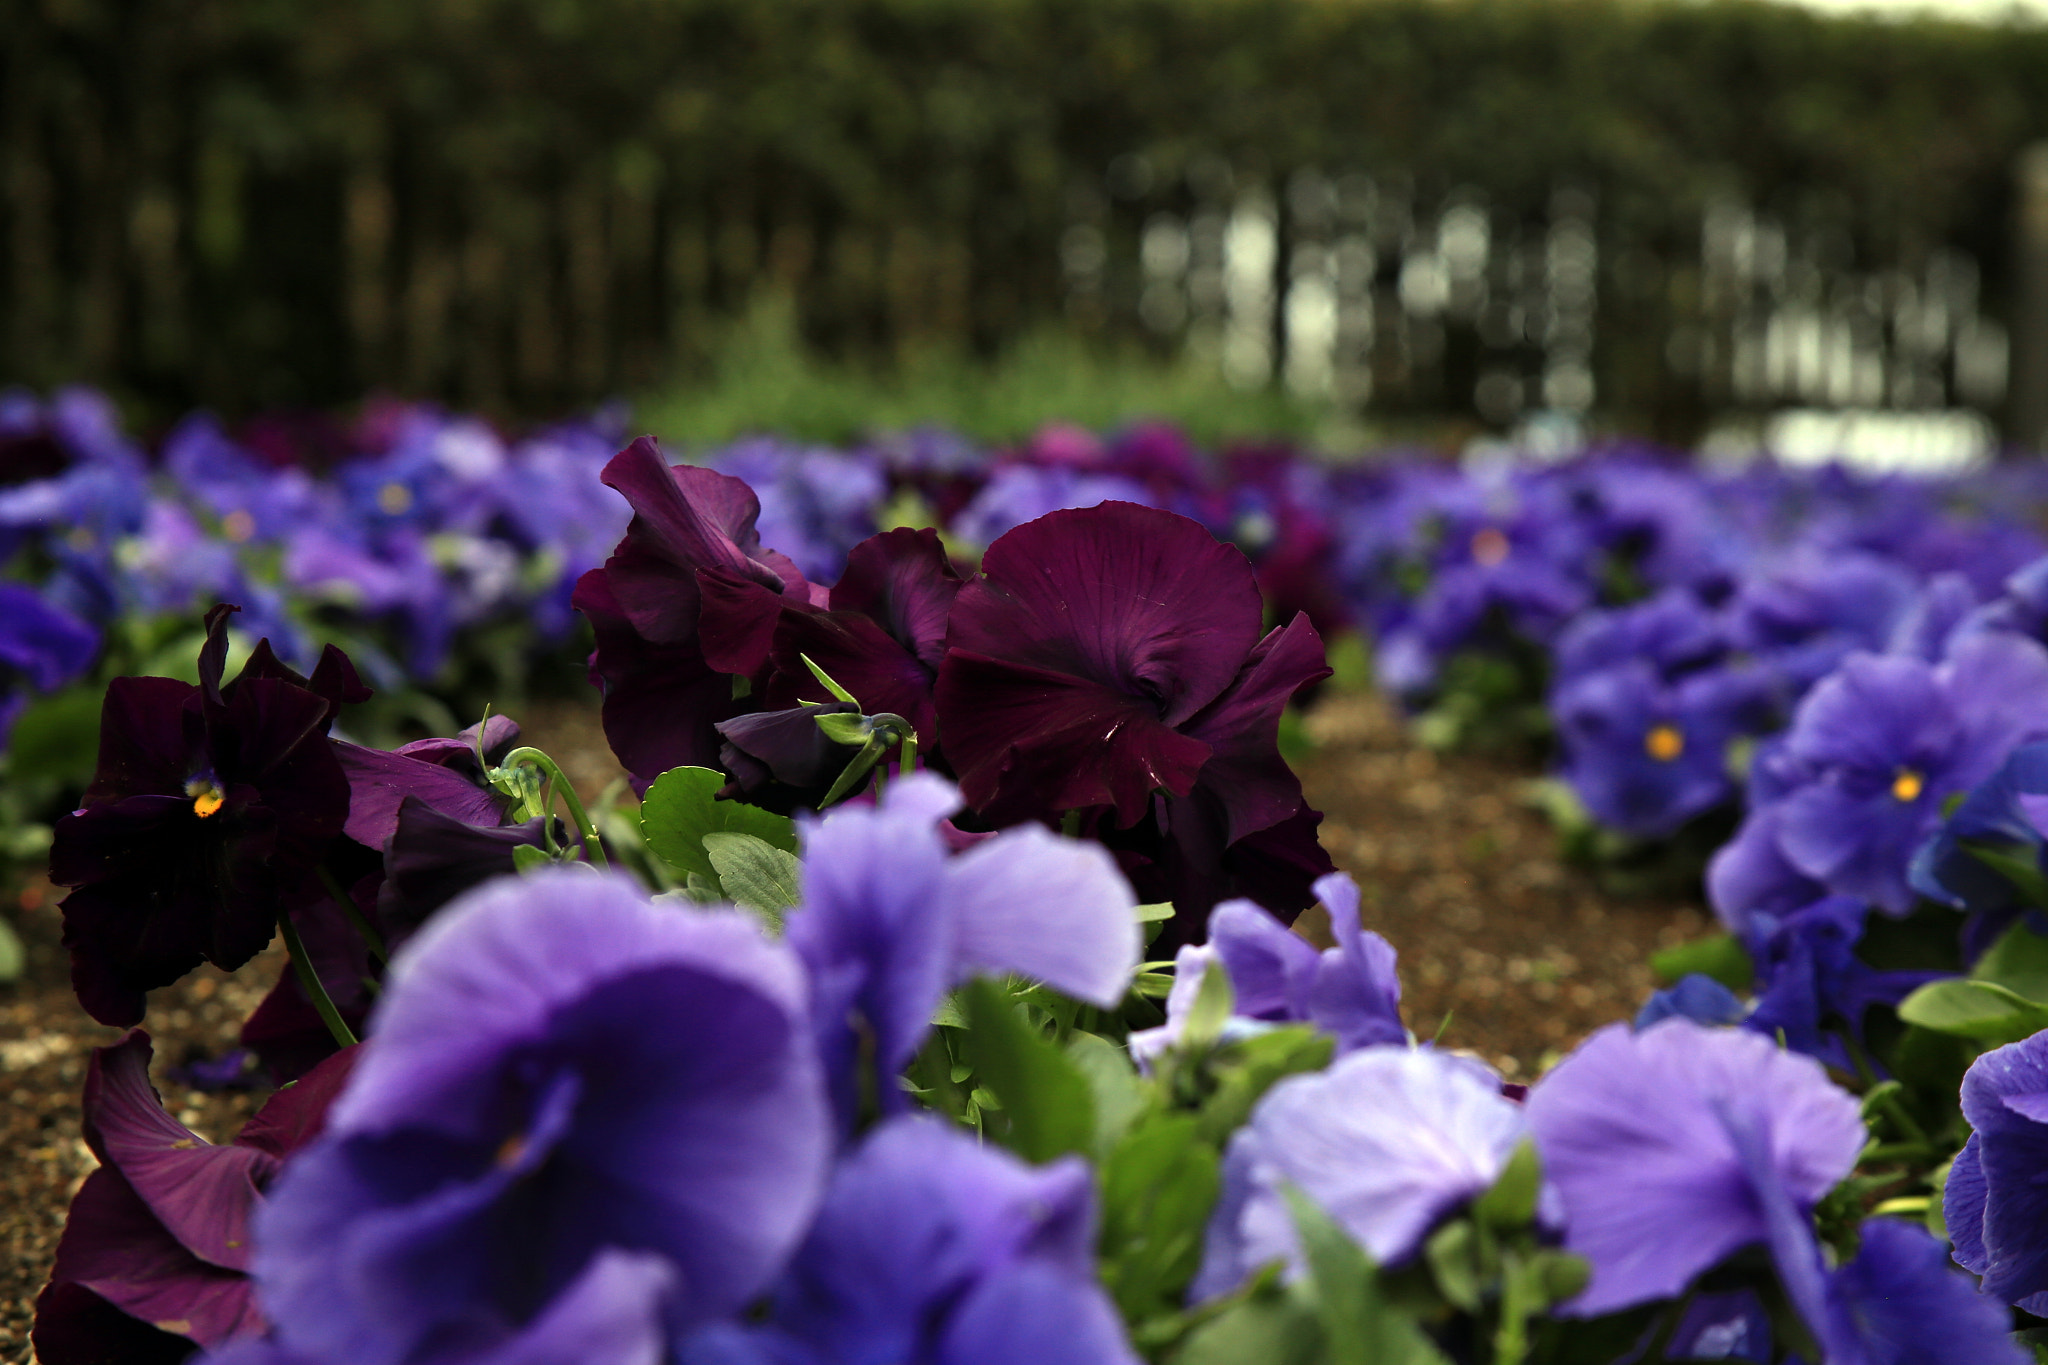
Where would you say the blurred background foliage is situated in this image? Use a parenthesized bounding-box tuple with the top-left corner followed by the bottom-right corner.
(5, 0, 2046, 441)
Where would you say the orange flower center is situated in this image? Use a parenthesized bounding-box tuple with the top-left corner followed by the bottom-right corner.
(1892, 769, 1924, 803)
(1644, 725, 1685, 762)
(377, 481, 414, 516)
(222, 509, 255, 543)
(185, 777, 225, 819)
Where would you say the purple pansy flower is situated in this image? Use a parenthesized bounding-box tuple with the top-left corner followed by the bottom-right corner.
(1817, 1218, 2025, 1365)
(1191, 1046, 1530, 1300)
(51, 605, 368, 1026)
(247, 868, 832, 1365)
(1946, 1029, 2048, 1312)
(32, 1032, 358, 1364)
(0, 581, 98, 747)
(681, 1118, 1140, 1365)
(1710, 633, 2048, 924)
(1129, 871, 1403, 1063)
(1739, 896, 1943, 1072)
(787, 773, 1139, 1130)
(1524, 1020, 1864, 1317)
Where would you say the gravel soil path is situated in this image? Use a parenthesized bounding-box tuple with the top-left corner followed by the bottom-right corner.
(0, 689, 1712, 1356)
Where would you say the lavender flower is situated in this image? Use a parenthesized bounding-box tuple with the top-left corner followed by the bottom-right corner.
(1191, 1046, 1529, 1299)
(787, 773, 1138, 1130)
(1524, 1020, 1864, 1317)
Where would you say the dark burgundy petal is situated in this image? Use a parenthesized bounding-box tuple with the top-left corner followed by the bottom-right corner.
(333, 740, 508, 849)
(950, 503, 1264, 727)
(301, 644, 371, 713)
(769, 610, 939, 744)
(1123, 796, 1332, 943)
(38, 1166, 260, 1350)
(576, 568, 739, 788)
(698, 566, 800, 678)
(935, 650, 1212, 826)
(831, 528, 965, 670)
(30, 1280, 196, 1365)
(80, 678, 198, 806)
(716, 704, 860, 792)
(233, 1045, 362, 1160)
(81, 1033, 276, 1272)
(215, 678, 335, 786)
(197, 604, 236, 709)
(597, 438, 796, 643)
(1180, 613, 1331, 845)
(375, 800, 551, 942)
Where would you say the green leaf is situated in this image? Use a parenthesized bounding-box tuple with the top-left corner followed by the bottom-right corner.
(959, 978, 1095, 1163)
(814, 712, 872, 746)
(1649, 933, 1754, 991)
(1472, 1139, 1542, 1229)
(0, 917, 23, 984)
(1196, 1026, 1336, 1145)
(1181, 957, 1236, 1052)
(511, 843, 551, 873)
(1423, 1220, 1482, 1312)
(1102, 1114, 1224, 1323)
(702, 831, 802, 926)
(1172, 1290, 1319, 1365)
(639, 767, 797, 883)
(1970, 919, 2048, 1002)
(1135, 902, 1175, 923)
(1065, 1030, 1147, 1155)
(4, 686, 104, 788)
(800, 653, 859, 705)
(1283, 1187, 1451, 1365)
(1897, 977, 2048, 1045)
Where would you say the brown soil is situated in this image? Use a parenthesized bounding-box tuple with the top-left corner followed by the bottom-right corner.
(0, 689, 1710, 1356)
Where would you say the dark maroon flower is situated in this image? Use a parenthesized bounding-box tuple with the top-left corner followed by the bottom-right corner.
(571, 437, 818, 786)
(31, 1032, 357, 1363)
(701, 526, 967, 752)
(716, 702, 863, 801)
(935, 503, 1332, 931)
(51, 605, 368, 1027)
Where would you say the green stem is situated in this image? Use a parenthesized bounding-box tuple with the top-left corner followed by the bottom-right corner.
(278, 907, 358, 1049)
(1061, 809, 1082, 837)
(500, 747, 609, 869)
(900, 734, 918, 773)
(318, 865, 387, 964)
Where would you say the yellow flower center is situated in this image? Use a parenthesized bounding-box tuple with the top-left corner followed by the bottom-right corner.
(1470, 527, 1510, 567)
(377, 481, 414, 516)
(1892, 769, 1924, 803)
(1644, 724, 1685, 762)
(185, 777, 225, 819)
(222, 509, 256, 543)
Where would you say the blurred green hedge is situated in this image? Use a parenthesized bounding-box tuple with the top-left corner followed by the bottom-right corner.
(5, 0, 2045, 423)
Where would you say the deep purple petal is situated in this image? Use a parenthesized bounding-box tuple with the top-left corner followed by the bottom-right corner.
(831, 527, 965, 671)
(333, 740, 507, 849)
(81, 1033, 275, 1271)
(1823, 1218, 2027, 1365)
(40, 1166, 261, 1349)
(1177, 613, 1330, 845)
(256, 869, 830, 1362)
(937, 1258, 1143, 1365)
(935, 650, 1213, 826)
(29, 1281, 197, 1365)
(948, 502, 1264, 728)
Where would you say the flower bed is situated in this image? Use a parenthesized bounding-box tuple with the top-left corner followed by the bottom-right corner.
(8, 392, 2048, 1360)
